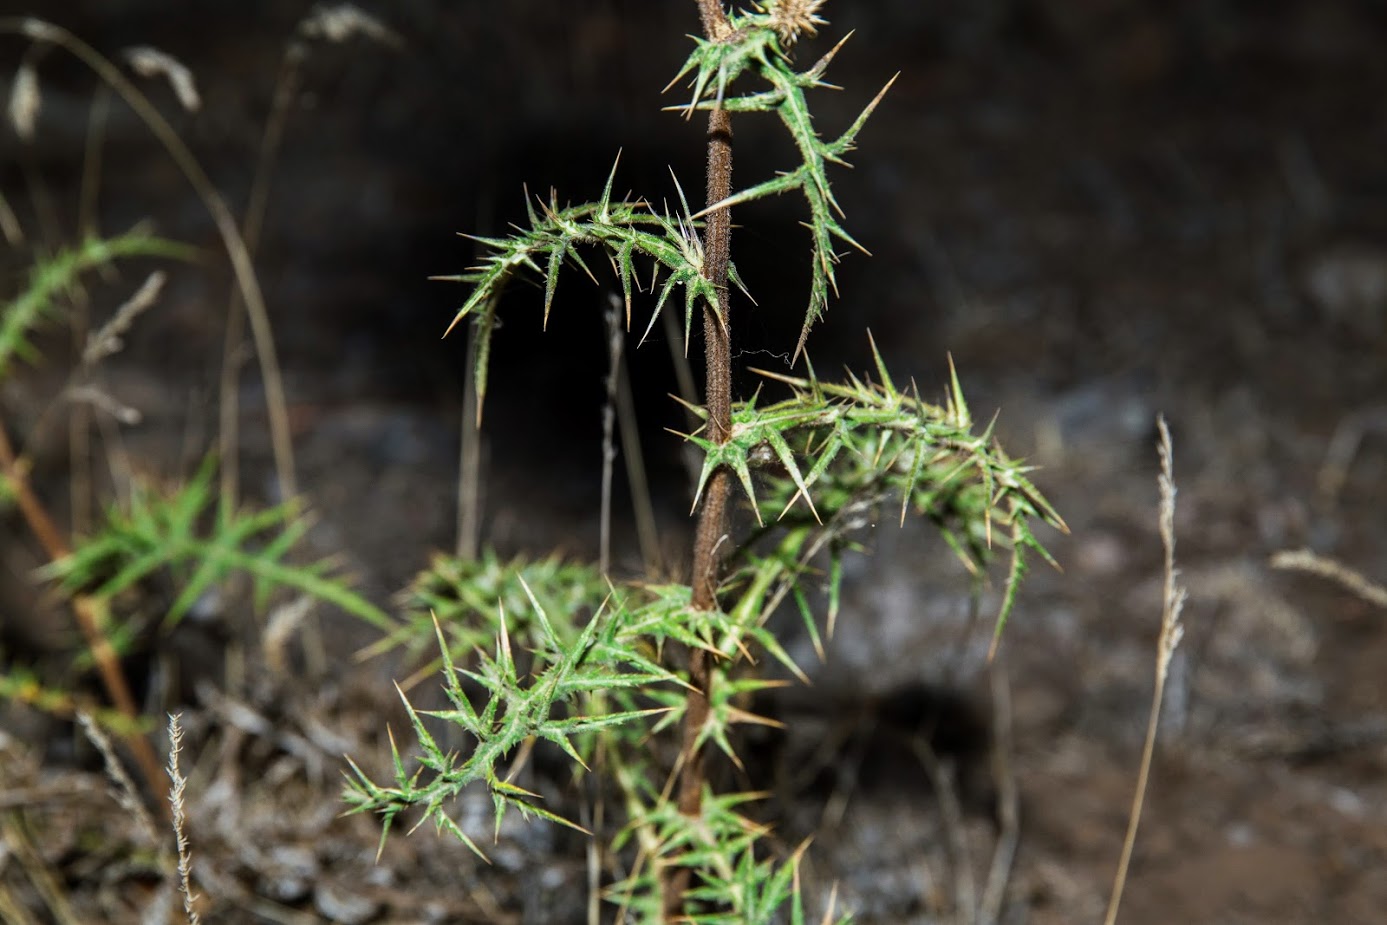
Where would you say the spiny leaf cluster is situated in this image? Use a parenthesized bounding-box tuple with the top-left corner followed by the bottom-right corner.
(379, 550, 794, 733)
(368, 549, 610, 677)
(610, 786, 850, 924)
(693, 341, 1067, 648)
(440, 161, 747, 418)
(343, 583, 685, 861)
(343, 562, 800, 899)
(44, 456, 388, 630)
(668, 4, 895, 358)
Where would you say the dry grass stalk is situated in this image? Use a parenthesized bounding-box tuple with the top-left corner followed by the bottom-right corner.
(64, 385, 142, 424)
(71, 86, 113, 532)
(0, 189, 22, 244)
(166, 713, 202, 925)
(298, 4, 402, 47)
(77, 711, 161, 847)
(1103, 416, 1187, 925)
(1270, 548, 1387, 610)
(979, 656, 1019, 924)
(455, 326, 482, 559)
(83, 270, 166, 365)
(7, 59, 38, 139)
(123, 47, 201, 112)
(0, 882, 41, 925)
(600, 297, 623, 576)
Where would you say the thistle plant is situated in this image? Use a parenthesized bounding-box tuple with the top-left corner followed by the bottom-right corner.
(346, 1, 1065, 919)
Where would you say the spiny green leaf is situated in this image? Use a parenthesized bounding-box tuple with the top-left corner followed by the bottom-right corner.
(433, 810, 489, 862)
(701, 345, 1063, 661)
(441, 171, 724, 417)
(675, 27, 892, 361)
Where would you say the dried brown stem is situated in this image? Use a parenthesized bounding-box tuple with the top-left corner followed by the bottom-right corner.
(0, 422, 169, 813)
(665, 5, 735, 915)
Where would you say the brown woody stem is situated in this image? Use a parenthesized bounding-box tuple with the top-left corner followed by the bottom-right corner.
(666, 1, 735, 916)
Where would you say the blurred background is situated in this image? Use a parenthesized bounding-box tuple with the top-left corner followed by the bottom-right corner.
(2, 1, 1385, 922)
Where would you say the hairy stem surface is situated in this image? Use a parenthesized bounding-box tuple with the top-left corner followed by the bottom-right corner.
(667, 1, 734, 916)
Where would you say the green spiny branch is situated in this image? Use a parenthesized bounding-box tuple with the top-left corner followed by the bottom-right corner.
(700, 339, 1067, 651)
(438, 159, 749, 419)
(669, 5, 896, 358)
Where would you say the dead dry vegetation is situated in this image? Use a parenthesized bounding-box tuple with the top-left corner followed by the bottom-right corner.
(3, 1, 1387, 923)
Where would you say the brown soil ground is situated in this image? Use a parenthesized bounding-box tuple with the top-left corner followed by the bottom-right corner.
(3, 2, 1386, 923)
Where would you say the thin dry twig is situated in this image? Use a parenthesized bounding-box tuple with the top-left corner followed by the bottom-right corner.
(167, 713, 202, 925)
(77, 711, 162, 847)
(1270, 548, 1387, 610)
(979, 656, 1019, 924)
(64, 385, 142, 424)
(911, 740, 976, 925)
(1103, 416, 1186, 925)
(83, 270, 166, 365)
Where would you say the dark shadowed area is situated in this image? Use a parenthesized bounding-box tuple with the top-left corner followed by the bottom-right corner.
(2, 1, 1385, 922)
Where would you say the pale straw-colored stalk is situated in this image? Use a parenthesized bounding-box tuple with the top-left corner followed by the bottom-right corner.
(1103, 416, 1186, 925)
